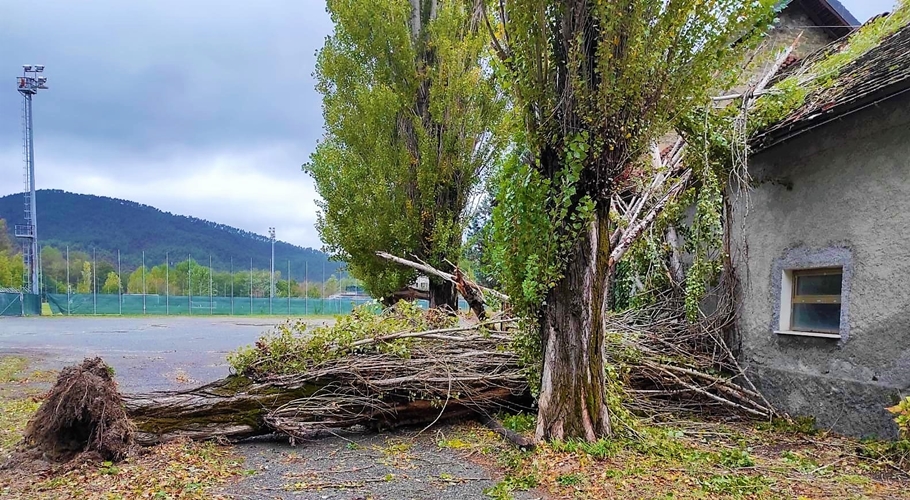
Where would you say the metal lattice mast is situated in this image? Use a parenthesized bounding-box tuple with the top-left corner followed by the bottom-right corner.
(15, 65, 47, 295)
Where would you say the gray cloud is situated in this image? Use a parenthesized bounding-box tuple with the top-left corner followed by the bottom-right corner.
(0, 0, 897, 249)
(0, 1, 332, 247)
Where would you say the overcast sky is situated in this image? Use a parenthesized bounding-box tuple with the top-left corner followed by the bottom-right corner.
(0, 0, 898, 249)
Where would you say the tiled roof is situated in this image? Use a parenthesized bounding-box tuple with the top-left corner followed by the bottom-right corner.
(752, 18, 910, 151)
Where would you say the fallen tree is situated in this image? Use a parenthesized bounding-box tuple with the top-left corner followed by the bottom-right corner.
(20, 304, 531, 460)
(20, 289, 777, 462)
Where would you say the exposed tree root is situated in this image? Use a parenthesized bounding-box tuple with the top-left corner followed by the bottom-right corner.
(23, 357, 135, 461)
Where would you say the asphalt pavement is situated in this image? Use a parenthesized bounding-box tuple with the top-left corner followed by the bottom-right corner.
(0, 316, 330, 392)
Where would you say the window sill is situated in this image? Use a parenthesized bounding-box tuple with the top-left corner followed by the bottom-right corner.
(775, 330, 841, 339)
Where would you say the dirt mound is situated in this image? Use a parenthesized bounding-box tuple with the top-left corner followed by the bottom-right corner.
(23, 357, 135, 461)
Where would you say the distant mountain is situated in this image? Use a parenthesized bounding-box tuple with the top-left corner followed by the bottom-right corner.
(0, 189, 343, 280)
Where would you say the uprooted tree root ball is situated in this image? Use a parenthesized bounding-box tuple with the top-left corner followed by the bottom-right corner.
(23, 357, 135, 462)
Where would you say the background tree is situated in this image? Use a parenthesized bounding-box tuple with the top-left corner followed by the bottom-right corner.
(101, 271, 121, 295)
(487, 0, 778, 441)
(127, 266, 148, 294)
(306, 0, 505, 307)
(0, 219, 24, 289)
(76, 261, 92, 294)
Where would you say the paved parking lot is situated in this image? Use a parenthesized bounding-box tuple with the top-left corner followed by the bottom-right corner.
(0, 316, 331, 392)
(0, 315, 532, 499)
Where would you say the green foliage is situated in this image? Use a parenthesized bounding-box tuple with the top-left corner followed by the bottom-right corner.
(0, 249, 25, 290)
(700, 474, 771, 496)
(751, 1, 910, 132)
(491, 138, 595, 320)
(683, 165, 725, 321)
(756, 416, 818, 435)
(76, 261, 92, 294)
(483, 471, 539, 499)
(227, 301, 453, 378)
(500, 412, 536, 434)
(717, 448, 755, 468)
(486, 0, 779, 389)
(889, 396, 910, 436)
(101, 271, 122, 295)
(306, 0, 505, 300)
(555, 473, 583, 486)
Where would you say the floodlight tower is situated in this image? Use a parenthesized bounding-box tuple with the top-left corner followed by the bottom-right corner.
(15, 65, 47, 295)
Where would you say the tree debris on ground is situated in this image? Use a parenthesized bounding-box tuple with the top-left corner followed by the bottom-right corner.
(22, 357, 135, 462)
(16, 287, 776, 463)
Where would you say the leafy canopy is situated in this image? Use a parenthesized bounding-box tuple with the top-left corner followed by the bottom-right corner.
(489, 0, 779, 317)
(306, 0, 506, 299)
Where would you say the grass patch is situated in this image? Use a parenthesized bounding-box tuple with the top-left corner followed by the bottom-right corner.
(2, 439, 243, 499)
(440, 418, 907, 499)
(700, 474, 771, 496)
(0, 357, 29, 383)
(0, 397, 40, 453)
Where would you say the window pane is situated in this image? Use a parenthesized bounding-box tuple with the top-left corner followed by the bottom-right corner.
(795, 272, 842, 296)
(792, 303, 841, 333)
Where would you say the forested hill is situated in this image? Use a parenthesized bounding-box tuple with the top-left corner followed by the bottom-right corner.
(0, 189, 343, 279)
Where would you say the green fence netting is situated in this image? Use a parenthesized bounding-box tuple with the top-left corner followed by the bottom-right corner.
(45, 293, 376, 316)
(0, 292, 40, 316)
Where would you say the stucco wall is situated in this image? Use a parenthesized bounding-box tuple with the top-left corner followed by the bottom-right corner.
(733, 91, 910, 439)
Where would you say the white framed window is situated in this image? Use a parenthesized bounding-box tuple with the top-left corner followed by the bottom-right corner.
(777, 267, 843, 339)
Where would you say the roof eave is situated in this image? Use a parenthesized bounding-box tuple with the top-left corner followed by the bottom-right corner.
(751, 79, 910, 154)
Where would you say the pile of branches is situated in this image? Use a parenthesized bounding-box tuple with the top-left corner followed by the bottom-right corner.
(606, 280, 776, 420)
(46, 305, 532, 450)
(258, 318, 530, 441)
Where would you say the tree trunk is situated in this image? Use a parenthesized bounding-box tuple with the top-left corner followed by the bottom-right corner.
(666, 224, 685, 287)
(124, 376, 310, 445)
(428, 278, 457, 310)
(536, 207, 612, 442)
(124, 375, 525, 446)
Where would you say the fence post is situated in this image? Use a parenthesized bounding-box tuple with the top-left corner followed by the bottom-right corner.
(118, 249, 122, 316)
(188, 254, 192, 316)
(165, 252, 169, 316)
(230, 257, 234, 316)
(142, 250, 146, 315)
(249, 258, 253, 315)
(287, 260, 291, 315)
(209, 254, 213, 315)
(65, 245, 70, 316)
(92, 248, 97, 316)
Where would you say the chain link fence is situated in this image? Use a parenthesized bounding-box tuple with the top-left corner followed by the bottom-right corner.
(45, 293, 371, 316)
(0, 291, 40, 316)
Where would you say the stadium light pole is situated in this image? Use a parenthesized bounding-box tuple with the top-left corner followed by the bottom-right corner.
(269, 227, 275, 315)
(15, 65, 47, 296)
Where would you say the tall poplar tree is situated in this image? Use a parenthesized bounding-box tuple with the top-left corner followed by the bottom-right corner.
(306, 0, 504, 307)
(488, 0, 778, 441)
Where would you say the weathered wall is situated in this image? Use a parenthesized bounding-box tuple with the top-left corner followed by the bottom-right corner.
(732, 91, 910, 439)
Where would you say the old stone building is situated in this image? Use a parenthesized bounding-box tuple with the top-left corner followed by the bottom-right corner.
(736, 8, 910, 439)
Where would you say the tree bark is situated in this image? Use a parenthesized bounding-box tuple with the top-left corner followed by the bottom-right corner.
(535, 207, 612, 442)
(666, 224, 685, 287)
(124, 375, 526, 446)
(428, 278, 457, 310)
